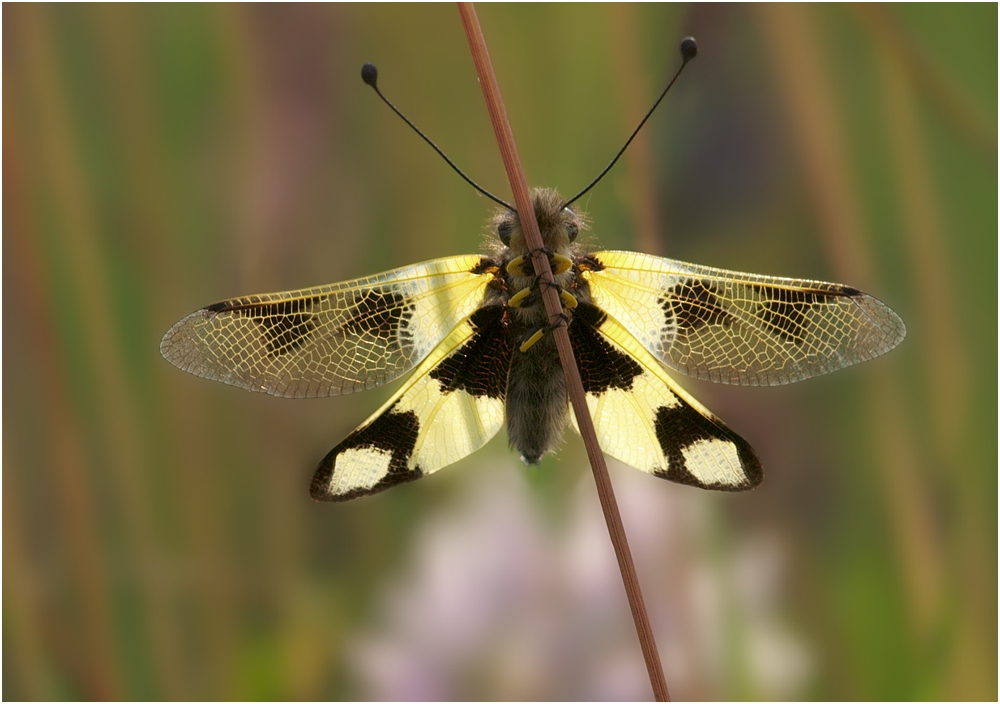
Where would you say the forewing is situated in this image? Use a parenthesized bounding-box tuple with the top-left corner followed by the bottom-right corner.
(582, 251, 906, 386)
(569, 302, 762, 491)
(160, 255, 496, 398)
(310, 305, 513, 501)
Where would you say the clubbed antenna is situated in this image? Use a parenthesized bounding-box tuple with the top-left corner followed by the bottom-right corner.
(361, 63, 514, 210)
(561, 37, 698, 209)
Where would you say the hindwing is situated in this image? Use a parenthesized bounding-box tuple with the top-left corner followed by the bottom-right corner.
(581, 251, 906, 386)
(310, 305, 513, 501)
(160, 255, 497, 398)
(569, 302, 762, 491)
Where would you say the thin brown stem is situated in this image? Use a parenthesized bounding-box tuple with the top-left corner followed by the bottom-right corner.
(456, 4, 670, 700)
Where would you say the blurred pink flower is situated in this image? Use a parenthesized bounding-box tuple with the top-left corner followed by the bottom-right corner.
(351, 457, 812, 699)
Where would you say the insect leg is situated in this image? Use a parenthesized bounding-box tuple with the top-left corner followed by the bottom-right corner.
(507, 249, 573, 277)
(518, 311, 571, 353)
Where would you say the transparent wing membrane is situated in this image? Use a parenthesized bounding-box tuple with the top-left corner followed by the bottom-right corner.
(584, 251, 906, 386)
(160, 255, 493, 398)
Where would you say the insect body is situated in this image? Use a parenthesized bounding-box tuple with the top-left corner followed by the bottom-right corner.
(160, 188, 905, 501)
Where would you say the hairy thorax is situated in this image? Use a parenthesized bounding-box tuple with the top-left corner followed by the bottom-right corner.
(490, 188, 592, 322)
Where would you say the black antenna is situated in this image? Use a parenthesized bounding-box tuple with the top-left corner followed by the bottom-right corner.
(361, 63, 514, 210)
(561, 37, 698, 209)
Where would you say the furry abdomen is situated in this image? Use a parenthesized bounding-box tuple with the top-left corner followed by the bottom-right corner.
(504, 330, 568, 464)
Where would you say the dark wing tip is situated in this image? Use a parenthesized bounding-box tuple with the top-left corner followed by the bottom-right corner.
(310, 449, 379, 502)
(309, 449, 333, 501)
(732, 437, 764, 491)
(652, 401, 764, 492)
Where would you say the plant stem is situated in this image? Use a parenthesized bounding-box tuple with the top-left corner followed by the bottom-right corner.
(456, 4, 670, 700)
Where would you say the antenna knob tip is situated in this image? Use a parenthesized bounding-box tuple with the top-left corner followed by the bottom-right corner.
(680, 37, 698, 62)
(361, 62, 379, 88)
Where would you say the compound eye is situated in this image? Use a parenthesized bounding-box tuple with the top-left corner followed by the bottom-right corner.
(497, 219, 514, 246)
(566, 222, 579, 242)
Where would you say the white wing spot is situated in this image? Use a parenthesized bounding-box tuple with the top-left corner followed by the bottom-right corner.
(681, 438, 745, 487)
(331, 447, 393, 495)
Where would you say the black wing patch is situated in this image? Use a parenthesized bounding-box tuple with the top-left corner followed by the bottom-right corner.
(429, 306, 511, 399)
(571, 303, 642, 394)
(751, 284, 849, 345)
(312, 404, 422, 501)
(341, 288, 412, 341)
(652, 404, 761, 489)
(208, 295, 328, 356)
(665, 279, 734, 333)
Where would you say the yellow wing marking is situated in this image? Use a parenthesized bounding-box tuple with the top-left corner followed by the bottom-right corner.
(583, 251, 906, 386)
(311, 306, 510, 501)
(160, 255, 494, 398)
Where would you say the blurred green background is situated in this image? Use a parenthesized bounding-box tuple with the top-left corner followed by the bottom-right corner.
(4, 4, 996, 700)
